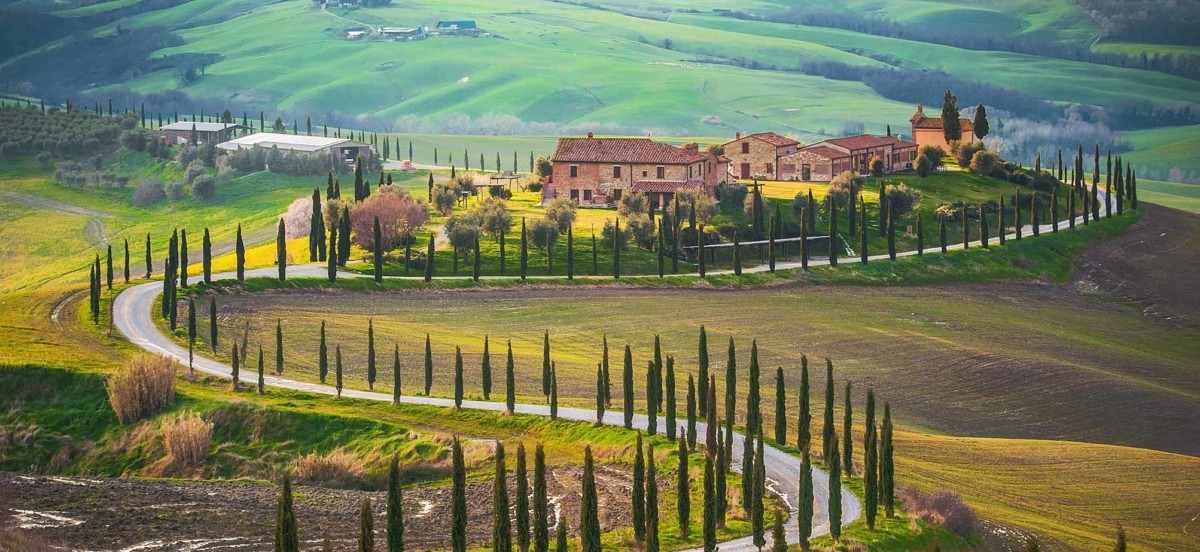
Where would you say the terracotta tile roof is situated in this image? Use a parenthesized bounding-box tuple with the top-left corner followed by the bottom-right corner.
(793, 146, 846, 160)
(886, 136, 919, 149)
(553, 137, 705, 165)
(745, 132, 799, 147)
(819, 134, 900, 151)
(631, 180, 704, 194)
(911, 115, 974, 131)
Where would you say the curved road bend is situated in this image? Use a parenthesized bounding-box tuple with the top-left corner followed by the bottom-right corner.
(113, 267, 860, 550)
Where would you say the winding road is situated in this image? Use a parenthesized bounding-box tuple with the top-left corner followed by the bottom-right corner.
(111, 190, 1112, 549)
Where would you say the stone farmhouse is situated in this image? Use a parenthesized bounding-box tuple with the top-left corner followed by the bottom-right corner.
(547, 134, 729, 207)
(722, 132, 800, 180)
(159, 121, 245, 146)
(722, 130, 917, 182)
(910, 103, 975, 150)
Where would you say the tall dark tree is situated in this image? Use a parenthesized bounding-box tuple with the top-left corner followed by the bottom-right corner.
(328, 228, 338, 282)
(367, 319, 377, 390)
(358, 497, 374, 552)
(823, 359, 836, 464)
(209, 297, 218, 352)
(973, 104, 990, 139)
(275, 476, 300, 552)
(647, 362, 658, 435)
(798, 451, 813, 549)
(393, 345, 402, 405)
(861, 200, 869, 264)
(938, 213, 948, 253)
(829, 430, 842, 543)
(798, 355, 811, 452)
(481, 335, 492, 400)
(645, 444, 660, 552)
(602, 334, 611, 407)
(533, 444, 549, 552)
(752, 430, 766, 551)
(339, 207, 352, 266)
(520, 218, 528, 280)
(881, 402, 895, 518)
(579, 446, 601, 552)
(276, 319, 284, 375)
(623, 344, 635, 429)
(187, 299, 196, 372)
(677, 437, 691, 538)
(424, 334, 433, 395)
(887, 209, 896, 260)
(774, 366, 787, 444)
(1051, 187, 1060, 233)
(493, 442, 512, 552)
(702, 443, 717, 552)
(555, 519, 568, 552)
(549, 364, 558, 420)
(843, 381, 854, 476)
(423, 234, 434, 282)
(828, 197, 838, 266)
(318, 321, 327, 383)
(105, 244, 114, 290)
(454, 346, 464, 409)
(864, 389, 878, 530)
(595, 364, 606, 424)
(235, 224, 245, 282)
(732, 232, 742, 275)
(542, 330, 552, 398)
(742, 341, 762, 513)
(335, 345, 343, 398)
(202, 228, 212, 283)
(1015, 188, 1024, 240)
(666, 356, 677, 441)
(771, 509, 787, 552)
(515, 443, 531, 552)
(123, 238, 131, 283)
(506, 340, 516, 415)
(451, 438, 467, 552)
(723, 337, 737, 477)
(941, 89, 961, 143)
(231, 344, 240, 390)
(697, 325, 709, 417)
(633, 433, 647, 544)
(686, 375, 698, 450)
(566, 226, 574, 280)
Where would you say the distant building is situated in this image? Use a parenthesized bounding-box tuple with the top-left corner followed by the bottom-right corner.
(434, 20, 480, 36)
(721, 132, 800, 180)
(159, 122, 245, 146)
(547, 133, 728, 207)
(379, 26, 425, 40)
(910, 103, 975, 151)
(784, 135, 917, 181)
(346, 30, 367, 39)
(216, 133, 373, 164)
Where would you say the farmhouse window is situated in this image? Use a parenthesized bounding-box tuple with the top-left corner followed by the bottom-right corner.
(642, 170, 648, 177)
(584, 189, 593, 201)
(765, 163, 773, 175)
(741, 142, 750, 154)
(613, 166, 621, 178)
(570, 165, 578, 177)
(570, 189, 579, 201)
(656, 166, 665, 179)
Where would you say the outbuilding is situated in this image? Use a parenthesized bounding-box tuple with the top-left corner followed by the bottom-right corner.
(216, 133, 373, 164)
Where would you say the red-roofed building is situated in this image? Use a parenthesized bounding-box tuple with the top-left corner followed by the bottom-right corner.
(547, 134, 728, 207)
(779, 134, 918, 181)
(910, 103, 975, 150)
(721, 131, 800, 180)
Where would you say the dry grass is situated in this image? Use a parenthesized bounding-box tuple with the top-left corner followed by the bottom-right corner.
(106, 354, 177, 424)
(290, 448, 365, 483)
(896, 485, 977, 538)
(162, 412, 213, 468)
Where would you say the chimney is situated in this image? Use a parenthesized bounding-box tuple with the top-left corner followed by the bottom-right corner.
(683, 143, 698, 154)
(587, 132, 594, 138)
(916, 103, 924, 115)
(735, 131, 742, 140)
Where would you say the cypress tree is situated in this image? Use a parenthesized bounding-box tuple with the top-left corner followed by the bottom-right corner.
(580, 446, 601, 552)
(742, 341, 761, 512)
(373, 216, 383, 283)
(454, 346, 464, 408)
(187, 299, 196, 372)
(335, 345, 343, 398)
(1091, 181, 1100, 222)
(768, 214, 776, 272)
(723, 337, 736, 476)
(860, 200, 869, 264)
(310, 188, 322, 261)
(698, 222, 707, 276)
(542, 330, 552, 398)
(916, 209, 925, 255)
(276, 320, 284, 375)
(702, 444, 716, 552)
(732, 232, 742, 275)
(864, 389, 878, 530)
(423, 233, 434, 282)
(962, 206, 970, 249)
(201, 229, 211, 283)
(550, 363, 558, 420)
(666, 356, 677, 441)
(652, 336, 663, 413)
(980, 203, 989, 248)
(633, 433, 646, 544)
(887, 209, 896, 260)
(231, 344, 240, 390)
(424, 334, 433, 395)
(124, 238, 131, 283)
(515, 443, 530, 552)
(716, 423, 727, 529)
(829, 431, 842, 543)
(843, 381, 853, 476)
(623, 344, 634, 429)
(1131, 169, 1138, 209)
(451, 438, 467, 552)
(771, 509, 787, 552)
(328, 228, 338, 282)
(647, 361, 658, 435)
(602, 334, 611, 407)
(236, 224, 245, 281)
(473, 236, 481, 282)
(687, 375, 698, 450)
(275, 476, 300, 552)
(938, 213, 947, 253)
(697, 325, 709, 417)
(209, 297, 218, 351)
(595, 364, 606, 424)
(1032, 191, 1041, 236)
(613, 218, 621, 279)
(800, 208, 808, 271)
(534, 444, 549, 552)
(506, 340, 516, 415)
(482, 335, 492, 400)
(592, 231, 599, 275)
(798, 355, 810, 452)
(567, 226, 574, 280)
(657, 220, 665, 277)
(319, 321, 327, 383)
(881, 402, 895, 517)
(339, 207, 352, 265)
(368, 319, 377, 390)
(358, 499, 375, 552)
(1052, 187, 1060, 232)
(493, 442, 512, 552)
(393, 344, 402, 405)
(798, 451, 813, 549)
(257, 346, 265, 394)
(677, 437, 690, 538)
(823, 358, 835, 465)
(1113, 522, 1126, 552)
(555, 518, 568, 552)
(646, 443, 660, 552)
(775, 366, 787, 444)
(752, 430, 766, 551)
(106, 244, 113, 290)
(520, 218, 528, 280)
(998, 196, 1007, 245)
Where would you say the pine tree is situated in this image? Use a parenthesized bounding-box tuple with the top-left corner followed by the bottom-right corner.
(843, 381, 854, 476)
(506, 340, 516, 415)
(646, 443, 660, 552)
(267, 320, 281, 377)
(534, 444, 549, 552)
(275, 476, 300, 552)
(829, 430, 842, 543)
(209, 297, 218, 352)
(424, 334, 433, 395)
(493, 442, 513, 552)
(633, 433, 647, 544)
(798, 451, 813, 549)
(236, 224, 245, 281)
(451, 438, 467, 552)
(580, 446, 601, 552)
(623, 344, 635, 429)
(481, 335, 492, 400)
(666, 356, 677, 441)
(823, 359, 835, 464)
(864, 389, 878, 530)
(358, 497, 374, 552)
(318, 321, 328, 384)
(393, 344, 402, 405)
(335, 345, 343, 398)
(881, 402, 895, 518)
(515, 443, 531, 552)
(687, 375, 698, 450)
(454, 346, 464, 409)
(257, 346, 265, 394)
(798, 355, 811, 452)
(373, 216, 383, 283)
(368, 319, 377, 390)
(775, 366, 787, 444)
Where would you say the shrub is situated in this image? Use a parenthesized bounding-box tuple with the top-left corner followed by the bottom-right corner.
(718, 182, 748, 213)
(897, 486, 977, 538)
(869, 156, 884, 176)
(119, 130, 145, 151)
(107, 354, 177, 424)
(528, 217, 560, 257)
(164, 180, 185, 199)
(827, 171, 861, 209)
(162, 412, 213, 468)
(432, 183, 457, 216)
(291, 448, 365, 484)
(951, 141, 986, 168)
(281, 196, 314, 239)
(190, 175, 216, 200)
(544, 196, 578, 232)
(184, 159, 207, 185)
(625, 214, 656, 249)
(446, 213, 482, 258)
(36, 151, 52, 169)
(882, 183, 922, 221)
(350, 185, 429, 251)
(131, 180, 166, 207)
(526, 181, 543, 193)
(969, 150, 1001, 177)
(617, 192, 649, 218)
(917, 145, 945, 173)
(600, 218, 630, 251)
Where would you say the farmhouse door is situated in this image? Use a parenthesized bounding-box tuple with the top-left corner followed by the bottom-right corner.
(740, 163, 751, 179)
(801, 164, 811, 181)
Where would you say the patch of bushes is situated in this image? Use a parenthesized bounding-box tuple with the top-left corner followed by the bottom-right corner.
(190, 175, 216, 200)
(897, 486, 978, 539)
(131, 180, 166, 206)
(161, 412, 213, 468)
(290, 448, 365, 485)
(106, 354, 177, 424)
